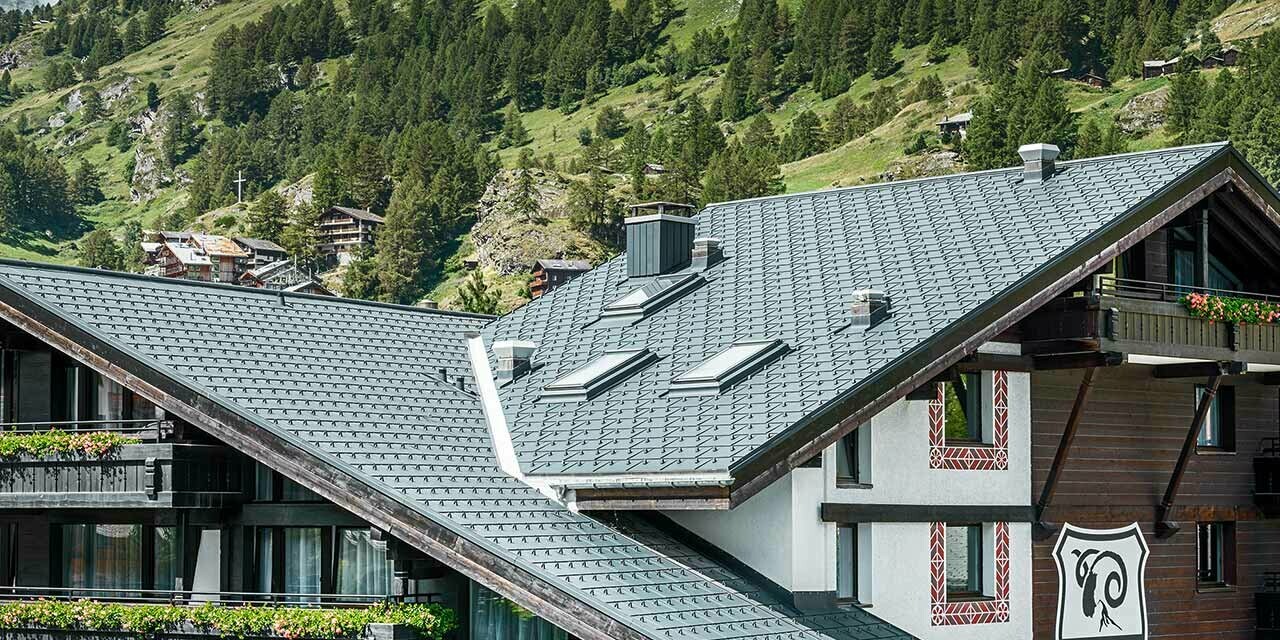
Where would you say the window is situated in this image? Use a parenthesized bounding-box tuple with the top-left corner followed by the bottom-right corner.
(836, 525, 857, 602)
(945, 524, 983, 599)
(943, 373, 983, 443)
(1197, 522, 1235, 587)
(336, 528, 393, 596)
(153, 527, 179, 591)
(253, 462, 323, 503)
(1196, 386, 1235, 451)
(599, 274, 702, 324)
(61, 524, 143, 593)
(542, 348, 656, 402)
(669, 339, 787, 396)
(470, 582, 568, 640)
(835, 426, 870, 486)
(255, 527, 324, 601)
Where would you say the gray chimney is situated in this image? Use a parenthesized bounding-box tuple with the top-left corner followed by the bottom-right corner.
(850, 290, 890, 329)
(691, 237, 724, 271)
(493, 340, 537, 385)
(625, 202, 696, 278)
(1018, 143, 1060, 183)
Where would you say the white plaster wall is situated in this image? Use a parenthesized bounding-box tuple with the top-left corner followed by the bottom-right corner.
(669, 468, 826, 592)
(866, 522, 1032, 640)
(824, 370, 1032, 506)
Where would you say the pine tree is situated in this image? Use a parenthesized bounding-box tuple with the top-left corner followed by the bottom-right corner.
(0, 70, 11, 104)
(458, 270, 501, 315)
(280, 203, 321, 270)
(781, 110, 823, 161)
(868, 29, 895, 79)
(78, 229, 122, 270)
(81, 87, 103, 123)
(1167, 70, 1207, 142)
(340, 245, 380, 300)
(70, 159, 103, 205)
(145, 82, 159, 111)
(247, 189, 288, 243)
(120, 220, 145, 272)
(160, 91, 197, 168)
(926, 32, 949, 63)
(499, 102, 531, 148)
(375, 176, 430, 304)
(512, 168, 540, 222)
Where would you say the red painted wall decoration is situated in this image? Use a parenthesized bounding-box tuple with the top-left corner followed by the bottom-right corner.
(929, 370, 1009, 470)
(931, 521, 1011, 626)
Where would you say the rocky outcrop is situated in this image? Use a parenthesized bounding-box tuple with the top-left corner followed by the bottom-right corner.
(64, 88, 83, 114)
(470, 169, 606, 276)
(881, 150, 960, 182)
(1116, 87, 1169, 135)
(101, 75, 136, 107)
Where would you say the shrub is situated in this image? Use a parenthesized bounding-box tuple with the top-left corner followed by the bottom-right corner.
(0, 430, 139, 459)
(1181, 292, 1280, 324)
(0, 600, 456, 640)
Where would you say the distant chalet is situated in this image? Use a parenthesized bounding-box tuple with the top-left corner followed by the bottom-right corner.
(319, 206, 384, 265)
(530, 259, 591, 298)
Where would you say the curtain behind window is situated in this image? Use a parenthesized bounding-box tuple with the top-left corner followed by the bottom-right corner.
(283, 528, 321, 601)
(61, 524, 142, 595)
(336, 529, 391, 596)
(469, 582, 568, 640)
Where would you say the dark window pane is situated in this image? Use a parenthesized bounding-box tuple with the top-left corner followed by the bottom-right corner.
(945, 524, 982, 596)
(944, 373, 982, 442)
(283, 528, 322, 601)
(836, 432, 858, 482)
(836, 525, 856, 600)
(153, 526, 178, 591)
(61, 524, 143, 594)
(255, 528, 273, 593)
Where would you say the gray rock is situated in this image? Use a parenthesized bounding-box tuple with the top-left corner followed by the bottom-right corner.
(1116, 86, 1169, 135)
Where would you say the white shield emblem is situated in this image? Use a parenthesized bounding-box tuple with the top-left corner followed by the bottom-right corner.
(1052, 523, 1150, 640)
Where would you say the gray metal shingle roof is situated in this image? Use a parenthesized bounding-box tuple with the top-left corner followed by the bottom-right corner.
(0, 264, 911, 640)
(484, 143, 1231, 477)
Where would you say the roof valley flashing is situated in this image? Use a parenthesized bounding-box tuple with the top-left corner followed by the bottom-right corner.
(465, 331, 732, 507)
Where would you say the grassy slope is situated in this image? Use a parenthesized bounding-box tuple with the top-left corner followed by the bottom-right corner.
(0, 0, 1272, 275)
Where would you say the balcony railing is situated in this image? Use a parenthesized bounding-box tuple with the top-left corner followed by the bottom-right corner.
(0, 419, 174, 441)
(1093, 274, 1280, 305)
(1022, 275, 1280, 362)
(0, 586, 441, 608)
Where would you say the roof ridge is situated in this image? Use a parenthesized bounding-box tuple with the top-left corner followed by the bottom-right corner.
(0, 258, 495, 321)
(701, 141, 1231, 210)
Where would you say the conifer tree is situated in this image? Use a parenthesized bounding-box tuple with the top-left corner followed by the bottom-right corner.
(120, 220, 145, 272)
(247, 189, 288, 243)
(375, 176, 430, 304)
(459, 270, 501, 315)
(868, 29, 895, 79)
(70, 159, 103, 205)
(926, 32, 948, 63)
(280, 203, 321, 270)
(78, 229, 122, 270)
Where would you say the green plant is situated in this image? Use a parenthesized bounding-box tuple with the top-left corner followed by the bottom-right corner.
(1181, 292, 1280, 325)
(0, 600, 455, 640)
(0, 430, 140, 459)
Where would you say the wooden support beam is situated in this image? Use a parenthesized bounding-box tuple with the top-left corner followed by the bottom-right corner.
(1033, 367, 1096, 540)
(955, 353, 1033, 372)
(1156, 372, 1222, 538)
(1152, 360, 1247, 379)
(1019, 338, 1102, 356)
(1032, 351, 1125, 371)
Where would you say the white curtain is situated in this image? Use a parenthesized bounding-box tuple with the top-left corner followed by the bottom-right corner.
(469, 583, 568, 640)
(336, 529, 391, 596)
(61, 524, 142, 595)
(283, 528, 321, 601)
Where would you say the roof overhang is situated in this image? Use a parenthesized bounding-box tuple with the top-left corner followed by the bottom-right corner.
(0, 272, 654, 640)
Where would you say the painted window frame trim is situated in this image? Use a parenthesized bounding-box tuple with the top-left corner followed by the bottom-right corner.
(930, 521, 1010, 626)
(929, 370, 1009, 471)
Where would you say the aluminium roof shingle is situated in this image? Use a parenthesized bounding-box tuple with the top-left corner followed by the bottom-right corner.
(483, 143, 1232, 477)
(0, 264, 911, 640)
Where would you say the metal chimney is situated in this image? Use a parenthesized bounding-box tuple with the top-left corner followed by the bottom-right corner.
(1018, 143, 1060, 183)
(493, 340, 537, 385)
(625, 202, 696, 278)
(850, 290, 890, 329)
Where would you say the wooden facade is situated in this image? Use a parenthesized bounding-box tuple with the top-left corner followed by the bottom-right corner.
(1031, 366, 1280, 639)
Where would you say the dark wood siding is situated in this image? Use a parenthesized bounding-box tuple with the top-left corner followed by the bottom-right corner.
(1031, 366, 1280, 639)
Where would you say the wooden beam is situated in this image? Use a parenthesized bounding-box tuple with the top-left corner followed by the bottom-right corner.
(956, 353, 1033, 372)
(1019, 338, 1102, 356)
(1152, 360, 1247, 379)
(1156, 373, 1222, 538)
(821, 503, 1035, 523)
(1032, 351, 1124, 371)
(1033, 367, 1096, 540)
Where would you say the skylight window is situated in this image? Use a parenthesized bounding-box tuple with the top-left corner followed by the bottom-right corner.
(542, 348, 657, 402)
(670, 339, 788, 396)
(598, 273, 702, 325)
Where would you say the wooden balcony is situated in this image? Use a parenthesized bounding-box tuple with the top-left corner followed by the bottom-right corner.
(1022, 276, 1280, 364)
(0, 420, 245, 508)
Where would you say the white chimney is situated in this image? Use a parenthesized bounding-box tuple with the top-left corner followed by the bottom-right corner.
(1018, 143, 1060, 183)
(493, 340, 537, 385)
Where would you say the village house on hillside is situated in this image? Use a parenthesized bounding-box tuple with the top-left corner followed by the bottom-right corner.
(936, 111, 972, 139)
(1, 142, 1280, 640)
(239, 259, 333, 295)
(318, 205, 384, 265)
(144, 233, 285, 284)
(529, 259, 591, 298)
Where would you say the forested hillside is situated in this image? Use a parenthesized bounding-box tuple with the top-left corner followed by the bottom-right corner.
(1, 0, 1279, 311)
